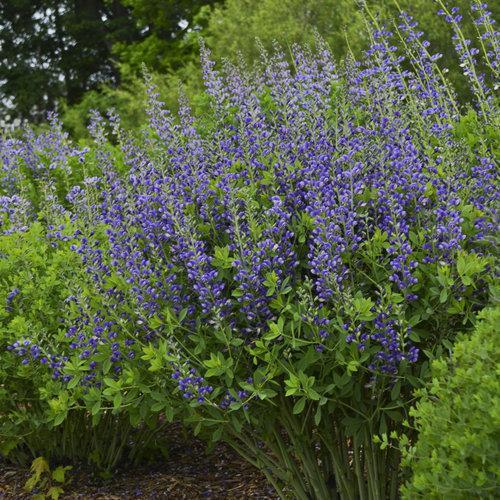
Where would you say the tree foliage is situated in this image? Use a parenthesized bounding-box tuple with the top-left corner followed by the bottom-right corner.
(0, 0, 140, 124)
(114, 0, 216, 78)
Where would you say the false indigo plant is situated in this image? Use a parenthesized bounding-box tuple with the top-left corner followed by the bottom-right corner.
(1, 2, 499, 498)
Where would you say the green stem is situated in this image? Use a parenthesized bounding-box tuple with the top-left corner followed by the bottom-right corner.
(226, 434, 289, 499)
(353, 434, 368, 500)
(364, 429, 381, 500)
(389, 446, 400, 500)
(269, 428, 310, 499)
(280, 400, 331, 500)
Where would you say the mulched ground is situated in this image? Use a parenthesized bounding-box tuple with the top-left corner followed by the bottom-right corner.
(0, 428, 277, 499)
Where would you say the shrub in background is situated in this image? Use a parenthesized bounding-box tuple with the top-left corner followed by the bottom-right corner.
(402, 307, 500, 499)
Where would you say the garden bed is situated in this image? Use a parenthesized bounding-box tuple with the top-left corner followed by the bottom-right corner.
(0, 427, 276, 499)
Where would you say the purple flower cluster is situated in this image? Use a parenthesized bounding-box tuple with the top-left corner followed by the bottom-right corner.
(0, 195, 33, 234)
(7, 338, 69, 380)
(172, 367, 213, 404)
(2, 6, 498, 388)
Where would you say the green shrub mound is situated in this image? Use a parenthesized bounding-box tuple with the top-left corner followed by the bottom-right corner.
(403, 307, 500, 499)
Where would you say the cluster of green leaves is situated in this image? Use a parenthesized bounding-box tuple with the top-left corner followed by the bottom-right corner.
(0, 222, 77, 461)
(402, 307, 500, 499)
(24, 456, 72, 500)
(0, 221, 168, 473)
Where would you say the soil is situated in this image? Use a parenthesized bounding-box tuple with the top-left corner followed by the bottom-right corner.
(0, 428, 277, 499)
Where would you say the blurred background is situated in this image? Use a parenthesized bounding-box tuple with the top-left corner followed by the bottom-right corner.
(1, 0, 498, 138)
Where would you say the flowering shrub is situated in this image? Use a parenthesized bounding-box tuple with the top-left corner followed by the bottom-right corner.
(0, 222, 167, 472)
(0, 2, 498, 498)
(0, 113, 166, 472)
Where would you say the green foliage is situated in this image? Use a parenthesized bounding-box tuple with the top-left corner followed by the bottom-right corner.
(61, 78, 148, 141)
(0, 222, 77, 459)
(0, 0, 140, 124)
(203, 0, 366, 63)
(0, 222, 78, 462)
(114, 0, 216, 77)
(402, 307, 500, 499)
(0, 222, 168, 472)
(24, 457, 71, 500)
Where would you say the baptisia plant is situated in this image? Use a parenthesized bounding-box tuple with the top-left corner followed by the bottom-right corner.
(0, 119, 167, 472)
(2, 1, 499, 498)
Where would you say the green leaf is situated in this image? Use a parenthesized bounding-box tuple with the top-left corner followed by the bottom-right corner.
(212, 426, 223, 442)
(150, 401, 164, 412)
(47, 486, 64, 500)
(113, 392, 123, 410)
(307, 388, 321, 401)
(178, 308, 188, 323)
(66, 376, 80, 390)
(352, 293, 375, 320)
(347, 360, 359, 374)
(91, 400, 101, 416)
(391, 380, 401, 401)
(263, 271, 278, 296)
(256, 388, 278, 399)
(164, 405, 174, 422)
(213, 245, 234, 269)
(52, 466, 71, 483)
(293, 397, 306, 414)
(194, 422, 202, 436)
(205, 367, 226, 377)
(263, 322, 281, 341)
(314, 405, 322, 425)
(386, 410, 403, 422)
(31, 456, 49, 477)
(148, 314, 163, 329)
(53, 411, 67, 427)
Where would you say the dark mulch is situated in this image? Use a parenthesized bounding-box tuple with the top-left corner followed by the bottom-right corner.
(0, 428, 277, 499)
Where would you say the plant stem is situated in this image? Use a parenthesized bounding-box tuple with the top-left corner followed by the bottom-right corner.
(353, 434, 368, 500)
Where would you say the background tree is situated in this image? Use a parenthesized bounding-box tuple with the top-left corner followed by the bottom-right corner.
(0, 0, 139, 124)
(114, 0, 217, 78)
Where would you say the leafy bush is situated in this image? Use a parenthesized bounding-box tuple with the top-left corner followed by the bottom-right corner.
(402, 307, 500, 499)
(0, 222, 167, 472)
(1, 1, 498, 497)
(0, 221, 78, 462)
